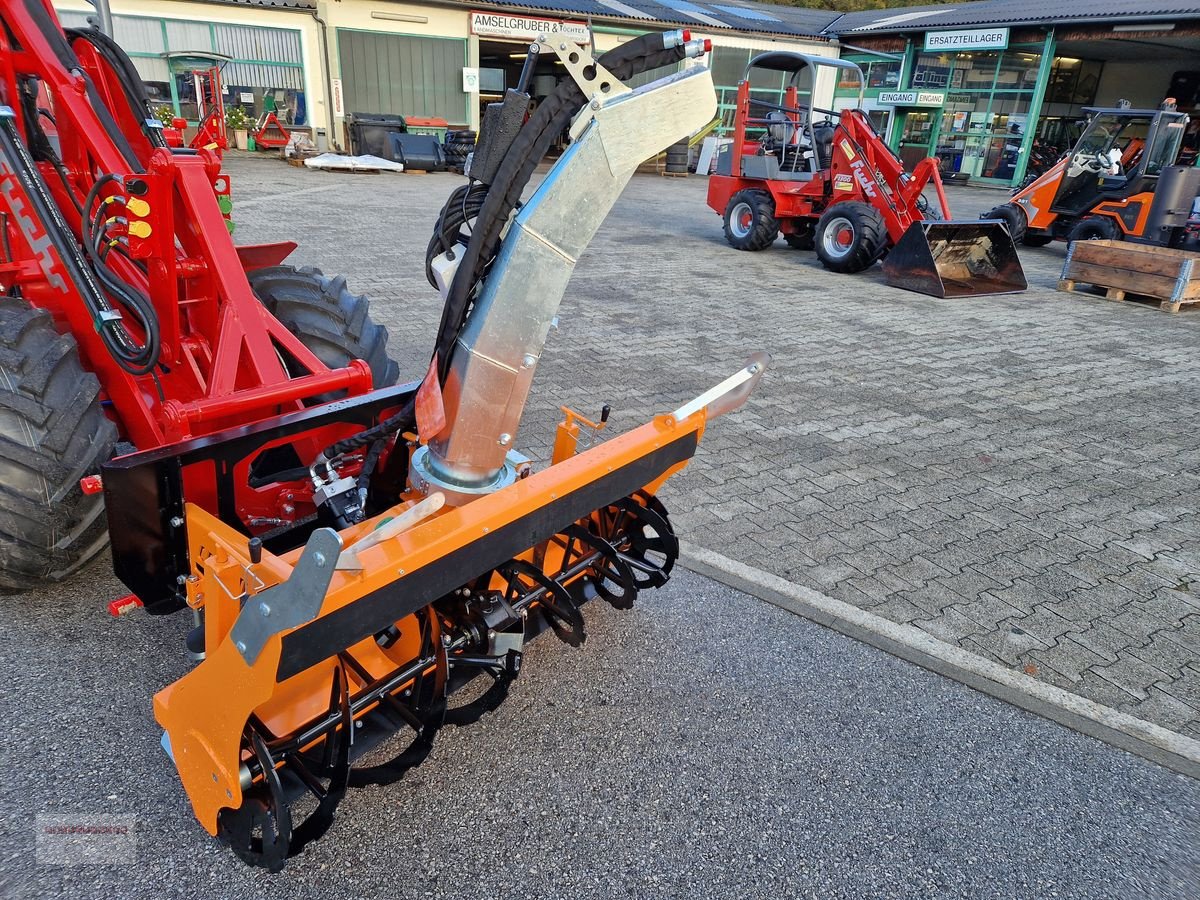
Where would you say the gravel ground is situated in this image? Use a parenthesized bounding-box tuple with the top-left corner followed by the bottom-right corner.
(0, 566, 1195, 899)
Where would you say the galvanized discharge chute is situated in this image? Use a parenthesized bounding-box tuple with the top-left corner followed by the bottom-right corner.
(882, 221, 1028, 298)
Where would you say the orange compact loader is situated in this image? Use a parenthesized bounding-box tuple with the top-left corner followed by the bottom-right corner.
(984, 100, 1195, 247)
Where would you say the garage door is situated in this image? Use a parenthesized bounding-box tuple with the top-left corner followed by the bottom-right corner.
(337, 30, 467, 124)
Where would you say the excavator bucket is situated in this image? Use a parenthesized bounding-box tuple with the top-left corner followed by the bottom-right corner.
(882, 221, 1027, 298)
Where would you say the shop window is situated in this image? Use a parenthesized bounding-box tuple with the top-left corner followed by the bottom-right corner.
(910, 53, 951, 89)
(709, 46, 750, 90)
(834, 57, 899, 97)
(996, 48, 1042, 90)
(1046, 58, 1102, 105)
(867, 60, 901, 90)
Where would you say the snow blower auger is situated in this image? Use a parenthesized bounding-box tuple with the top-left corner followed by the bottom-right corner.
(77, 29, 769, 870)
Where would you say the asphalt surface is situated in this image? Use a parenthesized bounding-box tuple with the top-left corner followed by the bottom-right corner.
(1, 565, 1196, 899)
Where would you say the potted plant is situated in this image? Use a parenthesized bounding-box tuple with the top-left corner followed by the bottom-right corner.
(154, 105, 175, 127)
(226, 106, 249, 150)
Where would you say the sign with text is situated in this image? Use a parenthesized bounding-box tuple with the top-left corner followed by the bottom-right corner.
(470, 11, 589, 43)
(331, 77, 344, 117)
(878, 91, 945, 106)
(924, 28, 1009, 52)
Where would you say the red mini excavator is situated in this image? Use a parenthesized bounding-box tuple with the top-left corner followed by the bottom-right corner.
(706, 51, 1026, 298)
(0, 1, 764, 869)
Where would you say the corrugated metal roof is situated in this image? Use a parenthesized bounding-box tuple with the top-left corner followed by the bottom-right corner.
(833, 0, 1200, 34)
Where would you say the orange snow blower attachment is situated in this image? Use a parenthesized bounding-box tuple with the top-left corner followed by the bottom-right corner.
(95, 30, 767, 870)
(882, 221, 1028, 298)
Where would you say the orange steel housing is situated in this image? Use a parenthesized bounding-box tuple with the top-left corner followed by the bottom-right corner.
(155, 405, 710, 833)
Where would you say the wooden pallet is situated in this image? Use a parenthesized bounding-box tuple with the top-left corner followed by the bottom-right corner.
(660, 170, 689, 178)
(1059, 239, 1200, 313)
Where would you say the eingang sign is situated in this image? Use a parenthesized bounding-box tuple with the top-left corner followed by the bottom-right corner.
(923, 27, 1010, 52)
(879, 91, 945, 106)
(470, 11, 589, 43)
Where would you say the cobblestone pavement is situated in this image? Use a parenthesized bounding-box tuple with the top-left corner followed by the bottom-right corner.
(227, 156, 1200, 739)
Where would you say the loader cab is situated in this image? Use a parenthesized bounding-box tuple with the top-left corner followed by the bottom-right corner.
(720, 52, 863, 183)
(1051, 104, 1190, 217)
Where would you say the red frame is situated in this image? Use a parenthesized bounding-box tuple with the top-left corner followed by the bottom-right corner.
(707, 76, 951, 244)
(191, 66, 228, 153)
(0, 1, 375, 524)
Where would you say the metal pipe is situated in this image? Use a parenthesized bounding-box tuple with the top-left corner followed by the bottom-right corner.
(419, 62, 717, 495)
(310, 6, 339, 151)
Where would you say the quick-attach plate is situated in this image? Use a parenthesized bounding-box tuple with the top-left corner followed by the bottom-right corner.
(229, 528, 343, 666)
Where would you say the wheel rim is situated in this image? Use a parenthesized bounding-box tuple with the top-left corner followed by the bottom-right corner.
(822, 216, 855, 259)
(729, 201, 754, 239)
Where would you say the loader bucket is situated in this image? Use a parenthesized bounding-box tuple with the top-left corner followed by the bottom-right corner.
(882, 221, 1027, 298)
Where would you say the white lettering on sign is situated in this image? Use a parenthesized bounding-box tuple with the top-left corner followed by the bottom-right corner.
(470, 11, 589, 43)
(878, 91, 945, 106)
(850, 159, 877, 199)
(923, 27, 1009, 52)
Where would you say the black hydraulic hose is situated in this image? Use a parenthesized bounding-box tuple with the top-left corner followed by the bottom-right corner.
(432, 36, 687, 380)
(66, 26, 168, 150)
(21, 0, 143, 171)
(81, 174, 160, 374)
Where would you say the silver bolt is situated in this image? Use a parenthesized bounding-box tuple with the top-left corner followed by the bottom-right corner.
(235, 641, 247, 653)
(749, 364, 761, 373)
(559, 42, 566, 50)
(591, 99, 601, 110)
(176, 575, 188, 585)
(169, 516, 184, 528)
(313, 552, 327, 568)
(522, 354, 536, 368)
(488, 629, 496, 639)
(498, 433, 512, 446)
(259, 602, 271, 617)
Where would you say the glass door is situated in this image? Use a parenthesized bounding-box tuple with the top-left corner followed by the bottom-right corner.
(898, 109, 935, 171)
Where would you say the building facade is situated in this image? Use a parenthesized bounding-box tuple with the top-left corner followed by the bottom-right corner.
(53, 0, 839, 150)
(831, 1, 1200, 188)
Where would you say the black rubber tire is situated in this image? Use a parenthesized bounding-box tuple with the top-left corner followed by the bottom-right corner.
(814, 202, 888, 274)
(981, 203, 1027, 244)
(783, 223, 815, 251)
(248, 266, 399, 395)
(1022, 232, 1055, 247)
(722, 189, 779, 251)
(0, 297, 117, 593)
(1067, 216, 1122, 244)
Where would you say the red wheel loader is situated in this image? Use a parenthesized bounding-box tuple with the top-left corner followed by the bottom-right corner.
(0, 2, 764, 870)
(706, 52, 1026, 298)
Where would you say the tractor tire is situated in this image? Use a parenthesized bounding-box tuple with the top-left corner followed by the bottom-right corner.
(0, 297, 117, 594)
(1022, 232, 1055, 247)
(722, 189, 778, 251)
(1067, 216, 1122, 244)
(248, 266, 399, 393)
(783, 224, 815, 251)
(814, 202, 887, 274)
(981, 203, 1027, 244)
